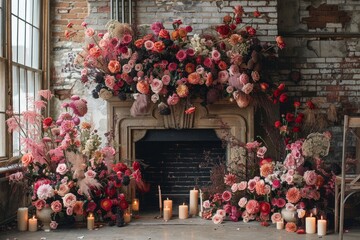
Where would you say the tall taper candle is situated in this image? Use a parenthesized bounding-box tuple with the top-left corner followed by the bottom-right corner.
(158, 185, 162, 216)
(199, 189, 203, 216)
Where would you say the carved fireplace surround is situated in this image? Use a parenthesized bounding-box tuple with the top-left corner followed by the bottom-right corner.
(107, 98, 254, 165)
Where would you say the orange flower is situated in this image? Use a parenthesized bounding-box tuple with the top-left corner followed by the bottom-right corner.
(73, 201, 84, 215)
(153, 41, 165, 52)
(185, 63, 195, 73)
(286, 187, 301, 204)
(260, 83, 269, 91)
(176, 84, 189, 98)
(136, 80, 150, 94)
(223, 15, 232, 23)
(100, 198, 113, 212)
(21, 153, 34, 167)
(285, 222, 297, 232)
(205, 73, 213, 87)
(316, 175, 324, 187)
(108, 60, 121, 73)
(89, 47, 101, 58)
(81, 122, 91, 129)
(178, 28, 187, 38)
(255, 180, 267, 195)
(159, 29, 170, 39)
(185, 106, 196, 114)
(134, 39, 145, 48)
(218, 61, 228, 70)
(228, 34, 242, 46)
(171, 30, 179, 40)
(187, 72, 201, 84)
(260, 163, 273, 178)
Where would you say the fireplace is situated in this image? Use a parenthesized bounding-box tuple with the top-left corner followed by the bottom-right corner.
(107, 98, 254, 205)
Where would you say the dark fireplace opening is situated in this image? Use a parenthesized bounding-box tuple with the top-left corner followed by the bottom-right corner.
(135, 129, 226, 211)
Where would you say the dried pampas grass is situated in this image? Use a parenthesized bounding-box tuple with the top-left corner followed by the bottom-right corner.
(106, 20, 133, 39)
(327, 104, 338, 123)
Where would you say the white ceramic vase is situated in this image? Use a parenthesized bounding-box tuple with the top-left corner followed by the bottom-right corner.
(281, 208, 297, 223)
(36, 207, 53, 231)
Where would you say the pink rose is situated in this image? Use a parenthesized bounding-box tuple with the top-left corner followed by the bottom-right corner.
(277, 198, 286, 208)
(211, 49, 221, 61)
(216, 209, 226, 218)
(228, 64, 239, 75)
(256, 146, 267, 158)
(231, 183, 238, 192)
(238, 181, 247, 191)
(144, 40, 154, 50)
(56, 163, 68, 175)
(303, 170, 317, 185)
(66, 207, 73, 216)
(63, 193, 77, 208)
(121, 34, 132, 44)
(50, 221, 58, 230)
(161, 75, 171, 85)
(271, 212, 282, 223)
(247, 179, 256, 192)
(51, 200, 63, 213)
(223, 203, 232, 214)
(151, 22, 164, 35)
(85, 170, 96, 178)
(203, 57, 213, 68)
(168, 62, 178, 71)
(222, 190, 232, 202)
(135, 64, 143, 71)
(251, 71, 260, 81)
(217, 70, 229, 84)
(57, 183, 70, 197)
(272, 179, 281, 189)
(239, 73, 249, 85)
(212, 214, 223, 224)
(238, 197, 247, 208)
(85, 28, 95, 37)
(33, 199, 46, 210)
(245, 200, 260, 215)
(122, 64, 132, 73)
(203, 200, 211, 209)
(150, 78, 164, 94)
(241, 83, 254, 94)
(176, 50, 187, 62)
(245, 141, 261, 150)
(167, 94, 180, 105)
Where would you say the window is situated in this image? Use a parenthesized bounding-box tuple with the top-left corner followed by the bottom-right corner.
(0, 0, 49, 161)
(110, 0, 135, 24)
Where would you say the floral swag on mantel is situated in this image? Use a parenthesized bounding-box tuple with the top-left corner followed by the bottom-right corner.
(71, 5, 287, 117)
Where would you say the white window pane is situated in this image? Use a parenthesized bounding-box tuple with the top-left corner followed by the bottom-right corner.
(19, 68, 26, 112)
(32, 29, 39, 68)
(12, 131, 20, 155)
(0, 113, 5, 157)
(11, 0, 18, 14)
(33, 0, 40, 27)
(12, 66, 19, 113)
(25, 23, 32, 67)
(35, 72, 41, 99)
(11, 16, 18, 62)
(27, 70, 35, 104)
(0, 62, 5, 111)
(18, 0, 25, 19)
(26, 0, 33, 23)
(17, 19, 25, 65)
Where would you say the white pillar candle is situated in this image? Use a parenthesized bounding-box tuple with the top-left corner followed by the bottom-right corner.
(124, 212, 131, 224)
(305, 214, 316, 234)
(276, 220, 284, 230)
(28, 216, 37, 232)
(132, 198, 139, 211)
(179, 203, 189, 219)
(17, 207, 28, 231)
(189, 188, 199, 216)
(317, 216, 327, 236)
(87, 213, 95, 230)
(163, 198, 173, 218)
(163, 207, 171, 221)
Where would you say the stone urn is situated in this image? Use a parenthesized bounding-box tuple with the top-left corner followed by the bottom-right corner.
(36, 207, 53, 231)
(233, 91, 250, 108)
(281, 208, 297, 223)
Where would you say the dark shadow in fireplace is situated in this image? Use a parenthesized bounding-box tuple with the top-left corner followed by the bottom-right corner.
(135, 129, 226, 212)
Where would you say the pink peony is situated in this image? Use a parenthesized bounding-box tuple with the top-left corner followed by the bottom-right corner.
(245, 200, 260, 215)
(286, 187, 301, 204)
(37, 184, 55, 200)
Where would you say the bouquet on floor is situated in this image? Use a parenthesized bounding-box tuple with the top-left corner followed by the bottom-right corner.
(7, 90, 142, 228)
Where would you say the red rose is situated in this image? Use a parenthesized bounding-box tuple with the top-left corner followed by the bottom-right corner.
(273, 89, 281, 98)
(43, 117, 53, 127)
(86, 201, 97, 212)
(306, 101, 315, 109)
(286, 113, 294, 122)
(125, 169, 132, 176)
(100, 198, 113, 212)
(295, 116, 303, 123)
(278, 83, 285, 91)
(274, 121, 282, 128)
(113, 162, 128, 172)
(230, 24, 237, 30)
(245, 26, 256, 36)
(259, 158, 272, 166)
(105, 186, 116, 198)
(292, 126, 300, 133)
(119, 199, 129, 210)
(216, 25, 230, 37)
(185, 25, 193, 33)
(279, 93, 288, 103)
(132, 161, 140, 171)
(235, 17, 242, 24)
(293, 101, 301, 108)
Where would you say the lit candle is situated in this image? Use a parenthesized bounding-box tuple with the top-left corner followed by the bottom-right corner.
(179, 203, 189, 220)
(163, 198, 173, 218)
(87, 213, 95, 230)
(124, 212, 131, 224)
(17, 207, 28, 231)
(199, 189, 203, 216)
(28, 216, 37, 232)
(276, 220, 284, 230)
(163, 207, 171, 221)
(132, 198, 139, 211)
(189, 188, 199, 216)
(317, 216, 327, 236)
(305, 214, 316, 234)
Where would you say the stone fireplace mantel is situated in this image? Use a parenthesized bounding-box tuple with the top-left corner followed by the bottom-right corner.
(107, 98, 254, 167)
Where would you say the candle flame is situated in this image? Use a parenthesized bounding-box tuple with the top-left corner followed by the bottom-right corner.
(89, 213, 93, 218)
(310, 213, 313, 217)
(321, 216, 323, 220)
(183, 203, 185, 205)
(32, 215, 36, 219)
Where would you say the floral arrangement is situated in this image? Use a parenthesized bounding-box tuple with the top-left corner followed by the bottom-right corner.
(6, 90, 142, 228)
(71, 5, 287, 116)
(201, 131, 335, 232)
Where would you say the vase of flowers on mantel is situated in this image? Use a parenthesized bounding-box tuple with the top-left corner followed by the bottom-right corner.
(36, 206, 53, 231)
(280, 207, 297, 223)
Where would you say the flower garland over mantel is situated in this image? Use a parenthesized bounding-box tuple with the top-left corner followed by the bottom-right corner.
(70, 5, 287, 116)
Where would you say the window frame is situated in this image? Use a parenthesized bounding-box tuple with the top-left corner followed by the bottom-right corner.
(0, 0, 50, 164)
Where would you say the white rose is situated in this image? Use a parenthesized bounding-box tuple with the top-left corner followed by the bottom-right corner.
(56, 163, 68, 175)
